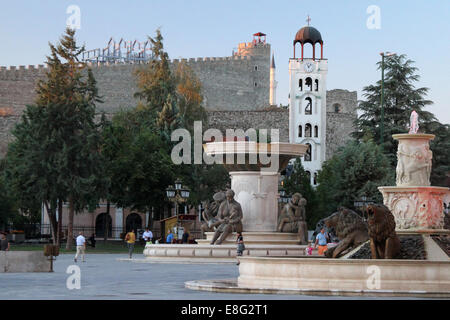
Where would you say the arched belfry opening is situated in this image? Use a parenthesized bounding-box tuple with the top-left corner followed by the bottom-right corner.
(293, 16, 324, 60)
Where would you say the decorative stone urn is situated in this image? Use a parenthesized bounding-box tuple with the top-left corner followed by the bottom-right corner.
(379, 134, 449, 230)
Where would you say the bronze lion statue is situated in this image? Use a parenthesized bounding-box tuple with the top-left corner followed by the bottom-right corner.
(366, 204, 401, 259)
(323, 207, 369, 258)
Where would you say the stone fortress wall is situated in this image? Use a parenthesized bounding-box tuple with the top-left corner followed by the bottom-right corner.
(0, 40, 356, 159)
(207, 89, 357, 161)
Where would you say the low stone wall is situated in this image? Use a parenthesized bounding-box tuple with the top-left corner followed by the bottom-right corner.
(143, 244, 311, 262)
(0, 251, 51, 272)
(237, 256, 450, 296)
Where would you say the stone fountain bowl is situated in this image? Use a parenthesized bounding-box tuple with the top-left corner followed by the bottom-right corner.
(203, 142, 308, 172)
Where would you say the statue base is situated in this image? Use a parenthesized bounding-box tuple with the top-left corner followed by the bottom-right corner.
(378, 186, 449, 230)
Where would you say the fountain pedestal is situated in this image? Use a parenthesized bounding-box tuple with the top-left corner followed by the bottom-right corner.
(230, 171, 279, 232)
(379, 134, 449, 231)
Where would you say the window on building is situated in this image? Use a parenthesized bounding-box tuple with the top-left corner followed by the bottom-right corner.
(315, 79, 319, 91)
(313, 172, 318, 185)
(299, 79, 303, 90)
(305, 77, 312, 91)
(334, 103, 341, 113)
(298, 125, 302, 137)
(305, 143, 312, 161)
(305, 123, 312, 137)
(314, 125, 318, 137)
(254, 66, 258, 71)
(305, 97, 312, 115)
(254, 82, 258, 87)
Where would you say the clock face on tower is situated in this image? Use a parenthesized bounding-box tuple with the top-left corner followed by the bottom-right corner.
(304, 62, 315, 73)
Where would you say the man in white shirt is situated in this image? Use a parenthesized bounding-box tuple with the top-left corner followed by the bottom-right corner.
(142, 228, 153, 243)
(74, 232, 86, 262)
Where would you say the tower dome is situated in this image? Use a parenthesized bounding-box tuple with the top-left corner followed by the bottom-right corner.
(292, 18, 324, 60)
(293, 26, 323, 45)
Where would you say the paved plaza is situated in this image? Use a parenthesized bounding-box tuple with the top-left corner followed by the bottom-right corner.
(0, 253, 427, 300)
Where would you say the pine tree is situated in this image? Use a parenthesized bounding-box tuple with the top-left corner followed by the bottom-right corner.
(134, 29, 175, 113)
(354, 54, 448, 185)
(5, 28, 104, 247)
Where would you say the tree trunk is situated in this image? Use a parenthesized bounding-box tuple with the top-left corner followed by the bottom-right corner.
(66, 197, 74, 250)
(45, 201, 58, 245)
(57, 199, 63, 247)
(104, 201, 110, 244)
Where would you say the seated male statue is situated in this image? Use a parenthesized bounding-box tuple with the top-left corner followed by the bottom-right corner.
(210, 189, 243, 245)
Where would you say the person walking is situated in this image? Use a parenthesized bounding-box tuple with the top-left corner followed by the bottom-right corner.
(0, 233, 10, 251)
(236, 232, 245, 265)
(125, 229, 136, 259)
(74, 232, 86, 262)
(314, 228, 329, 256)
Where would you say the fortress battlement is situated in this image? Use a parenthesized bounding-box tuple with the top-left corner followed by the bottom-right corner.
(171, 55, 251, 64)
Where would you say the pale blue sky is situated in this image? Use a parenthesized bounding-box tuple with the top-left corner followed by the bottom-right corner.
(0, 0, 448, 124)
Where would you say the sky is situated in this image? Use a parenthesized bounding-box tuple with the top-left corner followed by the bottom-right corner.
(0, 0, 449, 124)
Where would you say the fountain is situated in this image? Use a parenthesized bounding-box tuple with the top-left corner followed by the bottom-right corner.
(185, 115, 450, 297)
(143, 140, 310, 262)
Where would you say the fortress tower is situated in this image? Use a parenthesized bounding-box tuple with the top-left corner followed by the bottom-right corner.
(288, 20, 328, 185)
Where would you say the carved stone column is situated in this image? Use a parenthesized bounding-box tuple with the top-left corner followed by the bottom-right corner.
(379, 133, 449, 231)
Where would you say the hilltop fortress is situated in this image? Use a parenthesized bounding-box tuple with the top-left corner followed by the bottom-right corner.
(0, 31, 357, 162)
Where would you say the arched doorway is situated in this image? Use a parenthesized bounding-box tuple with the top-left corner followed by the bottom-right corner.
(126, 213, 142, 232)
(95, 213, 112, 238)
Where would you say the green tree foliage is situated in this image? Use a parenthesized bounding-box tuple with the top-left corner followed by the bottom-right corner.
(131, 29, 223, 211)
(5, 28, 104, 246)
(282, 158, 319, 227)
(101, 109, 176, 221)
(354, 54, 436, 166)
(315, 140, 394, 220)
(423, 121, 450, 186)
(175, 62, 207, 132)
(134, 29, 175, 114)
(0, 161, 19, 229)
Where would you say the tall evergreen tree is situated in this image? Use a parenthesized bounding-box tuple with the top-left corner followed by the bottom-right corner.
(354, 54, 448, 186)
(134, 29, 175, 113)
(5, 28, 104, 247)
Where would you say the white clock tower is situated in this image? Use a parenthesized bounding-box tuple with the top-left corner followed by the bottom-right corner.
(288, 18, 328, 186)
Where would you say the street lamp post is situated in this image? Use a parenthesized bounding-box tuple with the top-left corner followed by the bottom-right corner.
(380, 51, 396, 148)
(165, 179, 190, 238)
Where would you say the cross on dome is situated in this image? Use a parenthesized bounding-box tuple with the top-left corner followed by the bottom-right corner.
(306, 15, 311, 26)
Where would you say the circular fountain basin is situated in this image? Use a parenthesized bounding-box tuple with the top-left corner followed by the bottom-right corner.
(186, 255, 450, 298)
(203, 142, 308, 172)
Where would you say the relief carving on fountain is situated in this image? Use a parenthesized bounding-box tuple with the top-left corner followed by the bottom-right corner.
(396, 142, 432, 187)
(381, 189, 445, 230)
